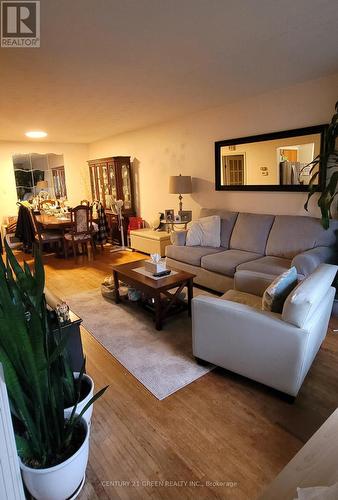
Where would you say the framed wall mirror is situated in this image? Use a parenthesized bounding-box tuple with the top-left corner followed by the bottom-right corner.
(13, 153, 67, 201)
(215, 124, 327, 191)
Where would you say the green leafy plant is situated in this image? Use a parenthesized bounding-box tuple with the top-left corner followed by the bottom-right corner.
(0, 241, 107, 468)
(304, 101, 338, 229)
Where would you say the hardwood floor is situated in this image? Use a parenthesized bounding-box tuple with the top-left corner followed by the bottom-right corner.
(18, 247, 338, 499)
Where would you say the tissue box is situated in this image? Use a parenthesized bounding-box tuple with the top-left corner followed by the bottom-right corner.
(144, 260, 166, 274)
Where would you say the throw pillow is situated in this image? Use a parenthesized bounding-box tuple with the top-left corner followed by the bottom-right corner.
(186, 215, 221, 248)
(262, 267, 298, 313)
(170, 229, 187, 246)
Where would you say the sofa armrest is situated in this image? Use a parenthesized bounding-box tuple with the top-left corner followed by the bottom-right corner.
(234, 270, 277, 296)
(170, 229, 187, 246)
(292, 246, 337, 277)
(192, 296, 308, 395)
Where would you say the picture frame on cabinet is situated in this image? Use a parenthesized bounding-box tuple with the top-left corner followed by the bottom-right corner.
(178, 210, 192, 223)
(164, 209, 174, 222)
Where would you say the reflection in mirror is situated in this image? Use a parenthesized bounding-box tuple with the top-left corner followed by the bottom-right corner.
(215, 125, 326, 191)
(13, 153, 67, 201)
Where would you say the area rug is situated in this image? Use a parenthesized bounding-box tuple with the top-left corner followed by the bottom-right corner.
(66, 288, 214, 400)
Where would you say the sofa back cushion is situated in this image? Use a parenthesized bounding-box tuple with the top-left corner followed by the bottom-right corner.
(230, 213, 274, 254)
(199, 208, 238, 249)
(282, 263, 338, 328)
(266, 215, 338, 259)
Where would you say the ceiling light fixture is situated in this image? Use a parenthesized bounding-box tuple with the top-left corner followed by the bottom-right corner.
(25, 131, 48, 138)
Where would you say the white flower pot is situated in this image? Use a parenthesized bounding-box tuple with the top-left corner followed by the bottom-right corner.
(64, 372, 94, 426)
(20, 417, 89, 500)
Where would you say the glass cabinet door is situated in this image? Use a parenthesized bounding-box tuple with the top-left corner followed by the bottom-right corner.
(108, 163, 117, 202)
(97, 166, 103, 202)
(102, 164, 108, 193)
(121, 163, 132, 210)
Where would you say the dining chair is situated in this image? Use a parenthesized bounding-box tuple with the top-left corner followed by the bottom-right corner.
(29, 208, 63, 255)
(64, 205, 95, 258)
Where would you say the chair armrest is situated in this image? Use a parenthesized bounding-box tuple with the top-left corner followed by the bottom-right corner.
(192, 296, 305, 337)
(170, 229, 187, 246)
(292, 246, 337, 277)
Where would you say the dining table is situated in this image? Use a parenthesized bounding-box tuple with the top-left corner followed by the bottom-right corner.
(35, 213, 73, 230)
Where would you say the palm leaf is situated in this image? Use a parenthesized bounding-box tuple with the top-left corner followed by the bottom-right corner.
(304, 171, 319, 212)
(303, 101, 338, 228)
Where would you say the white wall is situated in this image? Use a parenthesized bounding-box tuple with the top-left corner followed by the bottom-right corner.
(0, 142, 90, 221)
(89, 73, 338, 224)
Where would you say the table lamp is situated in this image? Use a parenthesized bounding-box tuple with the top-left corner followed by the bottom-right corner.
(169, 174, 192, 212)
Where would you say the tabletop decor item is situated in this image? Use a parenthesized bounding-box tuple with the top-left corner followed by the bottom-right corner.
(169, 174, 192, 212)
(178, 210, 192, 223)
(164, 209, 174, 222)
(144, 253, 166, 274)
(56, 301, 70, 324)
(151, 212, 165, 231)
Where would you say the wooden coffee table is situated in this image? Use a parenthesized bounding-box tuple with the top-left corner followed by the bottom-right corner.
(112, 260, 195, 330)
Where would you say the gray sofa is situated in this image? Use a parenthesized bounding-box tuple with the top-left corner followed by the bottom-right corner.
(166, 209, 338, 294)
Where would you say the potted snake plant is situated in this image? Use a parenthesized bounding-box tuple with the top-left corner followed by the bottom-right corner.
(0, 241, 107, 500)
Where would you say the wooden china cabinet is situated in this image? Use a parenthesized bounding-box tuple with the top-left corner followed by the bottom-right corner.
(87, 156, 135, 244)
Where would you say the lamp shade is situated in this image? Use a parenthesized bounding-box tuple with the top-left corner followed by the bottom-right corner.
(169, 175, 192, 194)
(36, 180, 48, 190)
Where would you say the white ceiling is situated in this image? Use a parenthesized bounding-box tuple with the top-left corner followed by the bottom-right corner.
(1, 0, 338, 143)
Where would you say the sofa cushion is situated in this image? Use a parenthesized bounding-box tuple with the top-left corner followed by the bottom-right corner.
(186, 215, 220, 248)
(262, 267, 298, 313)
(200, 208, 238, 249)
(230, 213, 275, 254)
(266, 215, 338, 259)
(221, 289, 262, 310)
(282, 263, 338, 328)
(237, 255, 292, 276)
(170, 229, 187, 246)
(201, 249, 262, 277)
(166, 245, 224, 267)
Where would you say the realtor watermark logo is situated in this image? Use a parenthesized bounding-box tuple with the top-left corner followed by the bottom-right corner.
(1, 1, 40, 47)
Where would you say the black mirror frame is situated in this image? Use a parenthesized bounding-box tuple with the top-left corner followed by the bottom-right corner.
(215, 124, 328, 192)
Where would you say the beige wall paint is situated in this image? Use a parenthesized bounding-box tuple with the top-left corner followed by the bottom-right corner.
(0, 141, 90, 222)
(89, 73, 338, 224)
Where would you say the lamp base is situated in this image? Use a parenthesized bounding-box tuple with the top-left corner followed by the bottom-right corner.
(178, 195, 183, 213)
